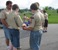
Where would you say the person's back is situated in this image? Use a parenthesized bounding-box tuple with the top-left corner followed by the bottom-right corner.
(7, 11, 23, 29)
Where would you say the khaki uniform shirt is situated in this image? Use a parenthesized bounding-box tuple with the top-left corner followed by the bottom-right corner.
(0, 9, 23, 29)
(28, 10, 44, 31)
(0, 9, 12, 19)
(6, 11, 23, 29)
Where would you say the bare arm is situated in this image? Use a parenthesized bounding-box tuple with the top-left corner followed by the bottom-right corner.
(1, 19, 8, 28)
(0, 10, 9, 28)
(22, 26, 33, 31)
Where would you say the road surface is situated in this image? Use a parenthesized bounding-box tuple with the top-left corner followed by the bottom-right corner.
(0, 24, 58, 50)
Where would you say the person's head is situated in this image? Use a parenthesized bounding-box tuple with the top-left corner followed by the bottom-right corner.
(30, 3, 39, 13)
(6, 1, 12, 10)
(43, 10, 46, 13)
(35, 2, 39, 7)
(24, 14, 26, 16)
(12, 4, 19, 12)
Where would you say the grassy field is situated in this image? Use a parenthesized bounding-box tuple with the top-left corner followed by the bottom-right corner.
(20, 10, 58, 24)
(47, 10, 58, 24)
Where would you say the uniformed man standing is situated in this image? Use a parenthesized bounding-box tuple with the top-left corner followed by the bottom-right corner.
(22, 3, 44, 50)
(0, 1, 12, 50)
(6, 4, 23, 50)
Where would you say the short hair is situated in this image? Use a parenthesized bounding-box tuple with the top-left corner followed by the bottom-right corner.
(43, 10, 46, 13)
(35, 2, 39, 7)
(24, 14, 26, 16)
(12, 4, 19, 10)
(6, 1, 12, 5)
(30, 3, 39, 10)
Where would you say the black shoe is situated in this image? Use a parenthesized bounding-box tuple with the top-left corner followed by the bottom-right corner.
(43, 31, 47, 33)
(45, 31, 47, 32)
(43, 31, 45, 33)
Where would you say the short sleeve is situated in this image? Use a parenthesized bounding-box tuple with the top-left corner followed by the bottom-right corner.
(0, 10, 6, 19)
(15, 15, 23, 27)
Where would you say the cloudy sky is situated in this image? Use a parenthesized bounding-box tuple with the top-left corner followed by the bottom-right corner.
(0, 0, 58, 9)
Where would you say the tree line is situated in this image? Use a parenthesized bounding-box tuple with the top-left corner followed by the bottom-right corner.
(0, 7, 58, 13)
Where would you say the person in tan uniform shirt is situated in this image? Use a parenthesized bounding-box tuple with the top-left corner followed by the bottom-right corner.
(6, 4, 23, 50)
(0, 1, 12, 50)
(7, 10, 23, 29)
(22, 3, 44, 50)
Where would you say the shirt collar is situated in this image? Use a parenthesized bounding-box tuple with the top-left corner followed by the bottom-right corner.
(6, 8, 12, 12)
(33, 10, 39, 14)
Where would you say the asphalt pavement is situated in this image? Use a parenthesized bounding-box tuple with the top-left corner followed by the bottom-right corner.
(0, 24, 58, 50)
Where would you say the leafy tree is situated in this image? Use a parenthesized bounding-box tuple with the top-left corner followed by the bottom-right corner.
(57, 9, 58, 13)
(44, 6, 49, 10)
(0, 9, 4, 12)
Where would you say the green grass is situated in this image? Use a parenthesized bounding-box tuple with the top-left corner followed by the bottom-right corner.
(20, 10, 58, 24)
(47, 10, 58, 24)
